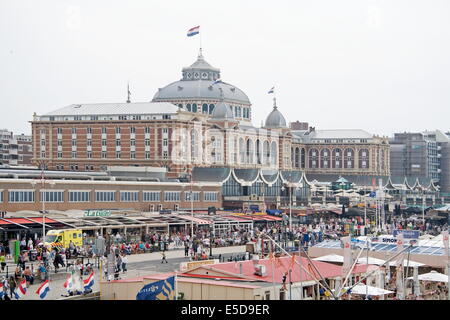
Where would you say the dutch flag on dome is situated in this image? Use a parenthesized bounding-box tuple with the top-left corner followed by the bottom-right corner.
(187, 26, 200, 37)
(83, 272, 95, 290)
(14, 279, 27, 299)
(268, 87, 275, 94)
(36, 280, 50, 299)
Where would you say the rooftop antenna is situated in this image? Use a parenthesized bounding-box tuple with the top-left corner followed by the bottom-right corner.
(126, 82, 131, 103)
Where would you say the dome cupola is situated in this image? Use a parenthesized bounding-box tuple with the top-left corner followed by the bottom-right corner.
(265, 97, 287, 128)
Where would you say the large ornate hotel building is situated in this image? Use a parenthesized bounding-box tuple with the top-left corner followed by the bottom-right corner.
(31, 50, 390, 180)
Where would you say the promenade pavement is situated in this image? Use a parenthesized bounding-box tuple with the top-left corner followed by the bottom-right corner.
(9, 245, 246, 300)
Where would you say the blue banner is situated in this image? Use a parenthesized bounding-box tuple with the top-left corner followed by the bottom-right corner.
(393, 229, 420, 239)
(136, 276, 175, 300)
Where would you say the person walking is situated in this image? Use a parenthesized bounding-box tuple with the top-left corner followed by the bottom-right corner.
(161, 250, 168, 264)
(8, 276, 16, 298)
(121, 253, 127, 273)
(0, 254, 6, 272)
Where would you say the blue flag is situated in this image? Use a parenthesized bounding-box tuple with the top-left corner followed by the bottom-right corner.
(136, 276, 175, 300)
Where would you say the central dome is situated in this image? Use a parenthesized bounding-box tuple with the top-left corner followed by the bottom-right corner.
(152, 49, 251, 106)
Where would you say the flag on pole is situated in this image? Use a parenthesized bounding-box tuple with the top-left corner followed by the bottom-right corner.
(14, 279, 27, 299)
(187, 26, 200, 37)
(63, 274, 73, 293)
(83, 272, 95, 290)
(0, 282, 4, 300)
(213, 78, 222, 85)
(268, 87, 275, 94)
(36, 280, 50, 299)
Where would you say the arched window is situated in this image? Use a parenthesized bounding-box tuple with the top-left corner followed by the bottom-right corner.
(309, 148, 319, 168)
(294, 148, 300, 168)
(202, 103, 208, 114)
(332, 148, 342, 169)
(246, 139, 254, 164)
(320, 148, 330, 169)
(270, 141, 278, 166)
(190, 129, 199, 162)
(186, 104, 191, 112)
(256, 139, 262, 164)
(263, 141, 270, 165)
(239, 138, 245, 164)
(344, 148, 354, 169)
(192, 103, 198, 113)
(358, 148, 369, 169)
(300, 148, 306, 169)
(209, 104, 215, 114)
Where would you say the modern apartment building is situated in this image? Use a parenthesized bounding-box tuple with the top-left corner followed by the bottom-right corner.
(0, 129, 33, 166)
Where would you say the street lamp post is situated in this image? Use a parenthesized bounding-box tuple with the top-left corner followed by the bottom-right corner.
(190, 174, 194, 239)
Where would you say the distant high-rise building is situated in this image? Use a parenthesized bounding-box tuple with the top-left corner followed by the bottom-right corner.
(389, 130, 450, 192)
(0, 129, 33, 166)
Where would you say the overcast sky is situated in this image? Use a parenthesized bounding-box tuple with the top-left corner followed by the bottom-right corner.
(1, 0, 449, 137)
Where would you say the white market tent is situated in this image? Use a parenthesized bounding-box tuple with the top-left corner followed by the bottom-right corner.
(356, 257, 386, 266)
(345, 284, 394, 296)
(407, 270, 448, 283)
(312, 254, 344, 263)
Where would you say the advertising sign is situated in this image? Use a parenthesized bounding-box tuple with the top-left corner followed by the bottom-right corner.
(393, 229, 420, 240)
(84, 210, 111, 217)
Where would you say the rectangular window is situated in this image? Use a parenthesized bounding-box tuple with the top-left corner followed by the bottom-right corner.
(87, 139, 92, 146)
(41, 140, 46, 146)
(115, 127, 121, 134)
(116, 152, 121, 159)
(163, 151, 168, 159)
(8, 190, 35, 203)
(164, 191, 180, 202)
(72, 128, 77, 134)
(145, 127, 150, 134)
(145, 139, 150, 146)
(41, 151, 46, 158)
(143, 191, 160, 202)
(130, 152, 136, 159)
(163, 128, 168, 134)
(95, 191, 116, 202)
(102, 139, 107, 146)
(40, 191, 64, 202)
(57, 152, 62, 158)
(57, 140, 62, 146)
(102, 127, 107, 134)
(130, 127, 136, 134)
(57, 128, 62, 134)
(72, 139, 77, 146)
(87, 151, 92, 159)
(90, 116, 99, 120)
(120, 191, 139, 202)
(204, 192, 218, 202)
(116, 139, 121, 146)
(145, 152, 150, 159)
(0, 191, 3, 202)
(69, 191, 90, 202)
(87, 127, 92, 134)
(185, 192, 200, 202)
(102, 151, 107, 159)
(130, 139, 136, 146)
(72, 151, 77, 158)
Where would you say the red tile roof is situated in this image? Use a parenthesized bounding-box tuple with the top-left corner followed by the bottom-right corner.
(186, 256, 369, 284)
